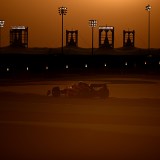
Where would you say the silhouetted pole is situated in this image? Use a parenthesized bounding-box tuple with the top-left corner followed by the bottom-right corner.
(62, 13, 64, 54)
(145, 4, 151, 50)
(0, 20, 5, 49)
(89, 20, 97, 56)
(92, 27, 94, 55)
(58, 6, 67, 55)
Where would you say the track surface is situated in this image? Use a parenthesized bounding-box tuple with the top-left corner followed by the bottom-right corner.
(0, 76, 160, 159)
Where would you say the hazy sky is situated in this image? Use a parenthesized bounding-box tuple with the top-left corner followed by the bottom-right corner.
(1, 0, 160, 48)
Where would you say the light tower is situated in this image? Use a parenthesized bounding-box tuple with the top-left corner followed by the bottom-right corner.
(10, 26, 28, 48)
(0, 20, 5, 48)
(66, 30, 78, 47)
(145, 4, 151, 50)
(99, 26, 114, 48)
(89, 20, 97, 56)
(123, 30, 135, 48)
(58, 6, 67, 55)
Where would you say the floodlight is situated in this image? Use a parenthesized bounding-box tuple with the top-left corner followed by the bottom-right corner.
(88, 19, 97, 56)
(58, 6, 68, 54)
(145, 4, 151, 11)
(145, 4, 151, 49)
(58, 7, 67, 15)
(0, 20, 5, 28)
(89, 20, 97, 27)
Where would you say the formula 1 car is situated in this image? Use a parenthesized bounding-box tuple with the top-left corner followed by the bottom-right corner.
(47, 82, 109, 99)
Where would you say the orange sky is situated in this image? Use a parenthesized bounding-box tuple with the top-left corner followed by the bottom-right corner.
(1, 0, 159, 48)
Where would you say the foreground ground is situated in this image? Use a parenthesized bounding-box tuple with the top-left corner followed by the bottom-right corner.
(0, 75, 160, 159)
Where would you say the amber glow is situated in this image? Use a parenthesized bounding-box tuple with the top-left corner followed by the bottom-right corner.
(0, 0, 159, 48)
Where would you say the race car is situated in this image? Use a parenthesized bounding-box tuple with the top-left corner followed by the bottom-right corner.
(47, 82, 109, 98)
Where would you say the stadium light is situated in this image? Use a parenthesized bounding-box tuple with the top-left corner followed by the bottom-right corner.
(0, 20, 5, 48)
(145, 4, 151, 50)
(58, 6, 67, 55)
(89, 19, 97, 56)
(11, 26, 26, 30)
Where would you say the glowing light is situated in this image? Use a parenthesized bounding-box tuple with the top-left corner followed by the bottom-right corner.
(145, 61, 147, 65)
(11, 26, 26, 30)
(145, 4, 151, 11)
(85, 64, 88, 68)
(26, 67, 29, 71)
(104, 63, 107, 67)
(45, 66, 49, 70)
(89, 20, 97, 27)
(99, 26, 114, 30)
(58, 7, 67, 15)
(7, 67, 9, 72)
(125, 62, 128, 66)
(0, 20, 5, 27)
(66, 65, 69, 69)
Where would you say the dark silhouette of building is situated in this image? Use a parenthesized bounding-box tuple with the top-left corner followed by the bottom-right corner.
(99, 26, 114, 48)
(123, 30, 135, 48)
(10, 26, 28, 48)
(66, 30, 78, 47)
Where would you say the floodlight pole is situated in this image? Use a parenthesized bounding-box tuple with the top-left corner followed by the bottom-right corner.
(89, 20, 97, 56)
(0, 27, 1, 49)
(92, 27, 94, 55)
(61, 12, 64, 55)
(145, 4, 151, 50)
(58, 6, 67, 55)
(0, 20, 5, 49)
